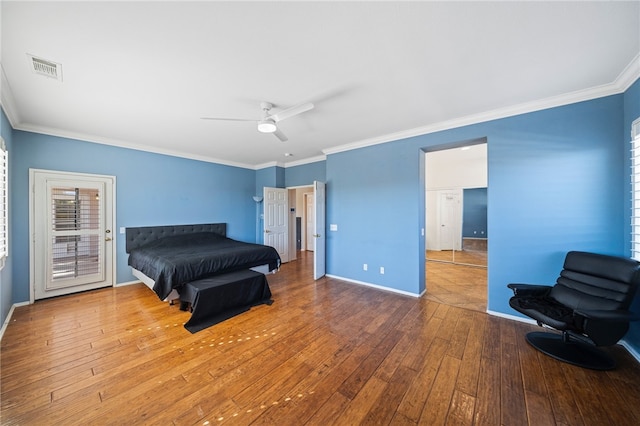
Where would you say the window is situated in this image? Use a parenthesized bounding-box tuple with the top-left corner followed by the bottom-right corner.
(631, 118, 640, 261)
(0, 137, 7, 270)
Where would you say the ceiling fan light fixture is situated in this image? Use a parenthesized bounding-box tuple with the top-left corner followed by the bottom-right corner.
(257, 119, 277, 133)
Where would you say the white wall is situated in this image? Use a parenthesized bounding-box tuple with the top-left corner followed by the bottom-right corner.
(425, 144, 487, 250)
(426, 143, 487, 190)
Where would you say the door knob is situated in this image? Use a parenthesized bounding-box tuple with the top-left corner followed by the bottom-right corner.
(264, 229, 271, 233)
(105, 237, 112, 241)
(313, 234, 321, 238)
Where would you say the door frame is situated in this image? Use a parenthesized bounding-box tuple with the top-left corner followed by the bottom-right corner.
(29, 169, 117, 303)
(281, 183, 325, 279)
(423, 138, 488, 293)
(313, 181, 326, 279)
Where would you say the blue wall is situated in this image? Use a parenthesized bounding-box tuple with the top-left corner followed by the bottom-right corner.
(462, 187, 488, 238)
(327, 95, 626, 307)
(255, 165, 285, 192)
(327, 141, 422, 294)
(0, 109, 14, 327)
(285, 160, 326, 187)
(2, 80, 638, 356)
(11, 131, 256, 303)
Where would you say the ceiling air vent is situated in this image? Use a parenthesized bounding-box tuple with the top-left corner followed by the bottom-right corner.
(28, 54, 62, 82)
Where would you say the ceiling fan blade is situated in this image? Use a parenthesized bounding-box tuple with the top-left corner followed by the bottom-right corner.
(273, 128, 288, 142)
(269, 102, 314, 122)
(200, 117, 256, 122)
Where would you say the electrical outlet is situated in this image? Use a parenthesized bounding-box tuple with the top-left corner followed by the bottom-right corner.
(380, 266, 385, 274)
(363, 263, 368, 271)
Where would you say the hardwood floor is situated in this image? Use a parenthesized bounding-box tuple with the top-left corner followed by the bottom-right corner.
(2, 252, 640, 425)
(425, 260, 487, 313)
(426, 249, 487, 267)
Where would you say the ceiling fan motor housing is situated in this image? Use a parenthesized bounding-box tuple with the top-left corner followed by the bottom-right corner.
(257, 118, 277, 133)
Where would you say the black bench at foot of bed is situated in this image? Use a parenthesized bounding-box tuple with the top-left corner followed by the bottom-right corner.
(180, 269, 273, 333)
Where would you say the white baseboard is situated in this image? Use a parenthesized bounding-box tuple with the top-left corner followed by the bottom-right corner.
(115, 280, 142, 287)
(620, 339, 640, 364)
(0, 301, 29, 342)
(487, 309, 538, 325)
(324, 274, 423, 297)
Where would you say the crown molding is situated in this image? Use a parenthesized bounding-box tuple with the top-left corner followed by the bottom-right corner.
(283, 155, 326, 168)
(4, 55, 638, 168)
(254, 154, 327, 170)
(324, 55, 640, 157)
(0, 65, 21, 128)
(615, 52, 640, 92)
(13, 122, 257, 170)
(253, 161, 281, 170)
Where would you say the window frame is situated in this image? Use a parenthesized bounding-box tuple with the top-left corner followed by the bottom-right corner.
(0, 137, 7, 270)
(631, 118, 640, 261)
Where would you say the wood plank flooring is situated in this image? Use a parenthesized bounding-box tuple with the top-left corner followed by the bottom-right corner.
(426, 250, 487, 267)
(425, 260, 487, 313)
(2, 251, 640, 425)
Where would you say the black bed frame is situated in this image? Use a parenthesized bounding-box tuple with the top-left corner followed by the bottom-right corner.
(125, 223, 227, 253)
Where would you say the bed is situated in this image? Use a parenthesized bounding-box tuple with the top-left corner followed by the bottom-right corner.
(125, 223, 281, 302)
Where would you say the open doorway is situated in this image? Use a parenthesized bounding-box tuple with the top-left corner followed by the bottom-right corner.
(288, 185, 314, 256)
(424, 140, 487, 312)
(277, 185, 314, 270)
(264, 183, 325, 279)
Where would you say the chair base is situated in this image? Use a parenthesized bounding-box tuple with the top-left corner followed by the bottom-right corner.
(525, 331, 616, 371)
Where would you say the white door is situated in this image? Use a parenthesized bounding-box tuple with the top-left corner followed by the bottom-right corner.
(305, 194, 314, 251)
(263, 187, 289, 262)
(31, 170, 115, 300)
(439, 191, 461, 251)
(313, 181, 326, 279)
(287, 189, 297, 262)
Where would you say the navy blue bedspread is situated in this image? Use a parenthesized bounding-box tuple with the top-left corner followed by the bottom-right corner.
(127, 232, 281, 300)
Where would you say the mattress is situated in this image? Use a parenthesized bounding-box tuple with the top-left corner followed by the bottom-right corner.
(127, 231, 281, 300)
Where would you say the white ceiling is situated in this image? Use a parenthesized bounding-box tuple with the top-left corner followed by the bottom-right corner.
(2, 1, 639, 169)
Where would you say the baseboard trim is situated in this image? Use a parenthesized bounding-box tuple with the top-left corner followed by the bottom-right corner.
(0, 301, 29, 342)
(324, 274, 423, 298)
(486, 309, 538, 325)
(620, 340, 640, 364)
(115, 280, 141, 287)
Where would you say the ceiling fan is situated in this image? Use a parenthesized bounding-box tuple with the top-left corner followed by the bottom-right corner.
(201, 101, 314, 142)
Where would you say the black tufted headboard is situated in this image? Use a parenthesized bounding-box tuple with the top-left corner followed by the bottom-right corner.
(125, 223, 227, 253)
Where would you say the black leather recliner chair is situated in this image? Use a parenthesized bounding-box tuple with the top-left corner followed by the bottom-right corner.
(508, 251, 640, 370)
